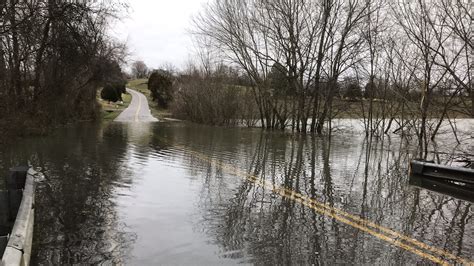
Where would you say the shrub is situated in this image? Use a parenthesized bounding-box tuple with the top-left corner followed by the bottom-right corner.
(101, 85, 119, 102)
(113, 81, 126, 101)
(170, 75, 258, 126)
(148, 70, 173, 108)
(344, 82, 362, 100)
(100, 82, 126, 102)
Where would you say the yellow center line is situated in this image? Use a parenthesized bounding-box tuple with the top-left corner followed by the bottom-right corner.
(134, 90, 142, 122)
(183, 148, 473, 265)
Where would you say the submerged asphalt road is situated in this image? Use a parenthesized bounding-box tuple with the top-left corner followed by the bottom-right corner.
(24, 120, 473, 264)
(115, 88, 158, 122)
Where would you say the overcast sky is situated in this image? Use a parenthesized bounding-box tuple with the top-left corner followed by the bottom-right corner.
(111, 0, 209, 70)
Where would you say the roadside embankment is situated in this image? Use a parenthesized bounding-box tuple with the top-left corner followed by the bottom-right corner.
(98, 91, 132, 122)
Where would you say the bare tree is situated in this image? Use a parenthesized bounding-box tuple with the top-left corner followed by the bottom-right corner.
(0, 0, 128, 134)
(190, 0, 471, 146)
(131, 60, 148, 79)
(432, 0, 473, 118)
(392, 0, 471, 158)
(194, 0, 370, 133)
(193, 0, 276, 128)
(313, 0, 369, 134)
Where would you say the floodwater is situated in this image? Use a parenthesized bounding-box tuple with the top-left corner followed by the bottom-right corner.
(0, 120, 473, 265)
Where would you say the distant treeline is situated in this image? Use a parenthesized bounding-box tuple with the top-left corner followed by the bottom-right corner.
(164, 63, 470, 127)
(0, 0, 127, 137)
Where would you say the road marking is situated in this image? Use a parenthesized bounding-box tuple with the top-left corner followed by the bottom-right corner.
(184, 148, 473, 265)
(134, 90, 142, 122)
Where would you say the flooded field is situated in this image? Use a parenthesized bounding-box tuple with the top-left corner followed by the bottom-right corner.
(0, 120, 472, 264)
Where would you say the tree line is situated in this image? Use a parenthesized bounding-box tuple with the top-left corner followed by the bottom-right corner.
(186, 0, 472, 158)
(0, 0, 127, 136)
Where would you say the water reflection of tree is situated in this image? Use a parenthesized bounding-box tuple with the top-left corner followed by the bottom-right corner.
(188, 130, 473, 264)
(0, 123, 137, 264)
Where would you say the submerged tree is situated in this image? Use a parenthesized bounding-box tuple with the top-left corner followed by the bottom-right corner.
(191, 0, 471, 156)
(193, 0, 370, 133)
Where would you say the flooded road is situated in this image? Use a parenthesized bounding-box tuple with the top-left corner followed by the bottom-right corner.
(114, 89, 158, 122)
(0, 121, 472, 264)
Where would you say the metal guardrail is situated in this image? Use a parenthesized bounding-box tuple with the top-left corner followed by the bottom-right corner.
(409, 174, 474, 203)
(409, 160, 474, 184)
(1, 167, 37, 266)
(409, 160, 474, 202)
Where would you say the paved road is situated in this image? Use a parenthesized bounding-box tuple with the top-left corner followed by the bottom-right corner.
(115, 88, 158, 122)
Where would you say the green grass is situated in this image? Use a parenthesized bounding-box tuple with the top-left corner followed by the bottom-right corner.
(127, 79, 172, 120)
(98, 92, 132, 121)
(128, 79, 149, 96)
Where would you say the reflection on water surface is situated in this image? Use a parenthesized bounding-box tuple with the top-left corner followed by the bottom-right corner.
(0, 121, 472, 264)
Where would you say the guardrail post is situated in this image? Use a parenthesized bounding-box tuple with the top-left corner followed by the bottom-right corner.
(0, 235, 7, 257)
(0, 190, 9, 228)
(2, 166, 35, 266)
(7, 166, 28, 190)
(6, 166, 28, 222)
(0, 190, 9, 258)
